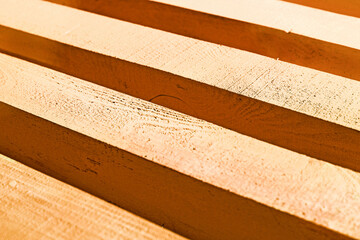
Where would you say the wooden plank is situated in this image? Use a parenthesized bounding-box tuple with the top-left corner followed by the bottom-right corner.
(0, 0, 359, 171)
(0, 154, 186, 240)
(281, 0, 360, 18)
(44, 0, 360, 80)
(0, 53, 359, 240)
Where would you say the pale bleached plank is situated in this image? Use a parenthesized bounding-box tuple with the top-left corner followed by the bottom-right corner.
(44, 0, 360, 80)
(0, 0, 359, 171)
(0, 53, 359, 240)
(0, 154, 186, 240)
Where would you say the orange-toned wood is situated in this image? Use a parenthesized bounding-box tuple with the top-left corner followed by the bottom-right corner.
(45, 0, 360, 80)
(282, 0, 360, 18)
(0, 154, 186, 240)
(0, 53, 359, 240)
(0, 0, 359, 171)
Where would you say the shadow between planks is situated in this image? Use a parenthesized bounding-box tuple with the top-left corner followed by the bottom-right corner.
(0, 154, 186, 240)
(0, 102, 354, 240)
(1, 26, 359, 172)
(281, 0, 360, 18)
(44, 0, 360, 81)
(1, 1, 359, 239)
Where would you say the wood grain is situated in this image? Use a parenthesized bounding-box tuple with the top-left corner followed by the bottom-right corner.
(44, 0, 360, 80)
(0, 154, 186, 240)
(0, 0, 359, 171)
(0, 53, 359, 240)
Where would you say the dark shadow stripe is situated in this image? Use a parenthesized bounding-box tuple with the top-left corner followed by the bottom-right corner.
(281, 0, 360, 18)
(1, 26, 359, 172)
(44, 0, 360, 81)
(0, 102, 355, 240)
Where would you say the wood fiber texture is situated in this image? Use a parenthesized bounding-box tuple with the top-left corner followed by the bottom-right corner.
(0, 154, 185, 240)
(0, 0, 359, 171)
(45, 0, 360, 80)
(1, 0, 360, 239)
(0, 53, 359, 240)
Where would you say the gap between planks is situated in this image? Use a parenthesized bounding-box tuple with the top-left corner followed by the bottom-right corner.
(0, 0, 360, 171)
(0, 154, 186, 240)
(0, 53, 359, 240)
(44, 0, 360, 80)
(280, 0, 360, 18)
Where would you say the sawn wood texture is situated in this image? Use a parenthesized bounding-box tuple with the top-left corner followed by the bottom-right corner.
(0, 0, 359, 171)
(0, 154, 186, 240)
(0, 53, 359, 240)
(45, 0, 360, 80)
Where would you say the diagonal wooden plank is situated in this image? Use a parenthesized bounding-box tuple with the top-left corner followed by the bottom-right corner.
(0, 0, 359, 171)
(0, 154, 186, 240)
(0, 53, 359, 240)
(45, 0, 360, 80)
